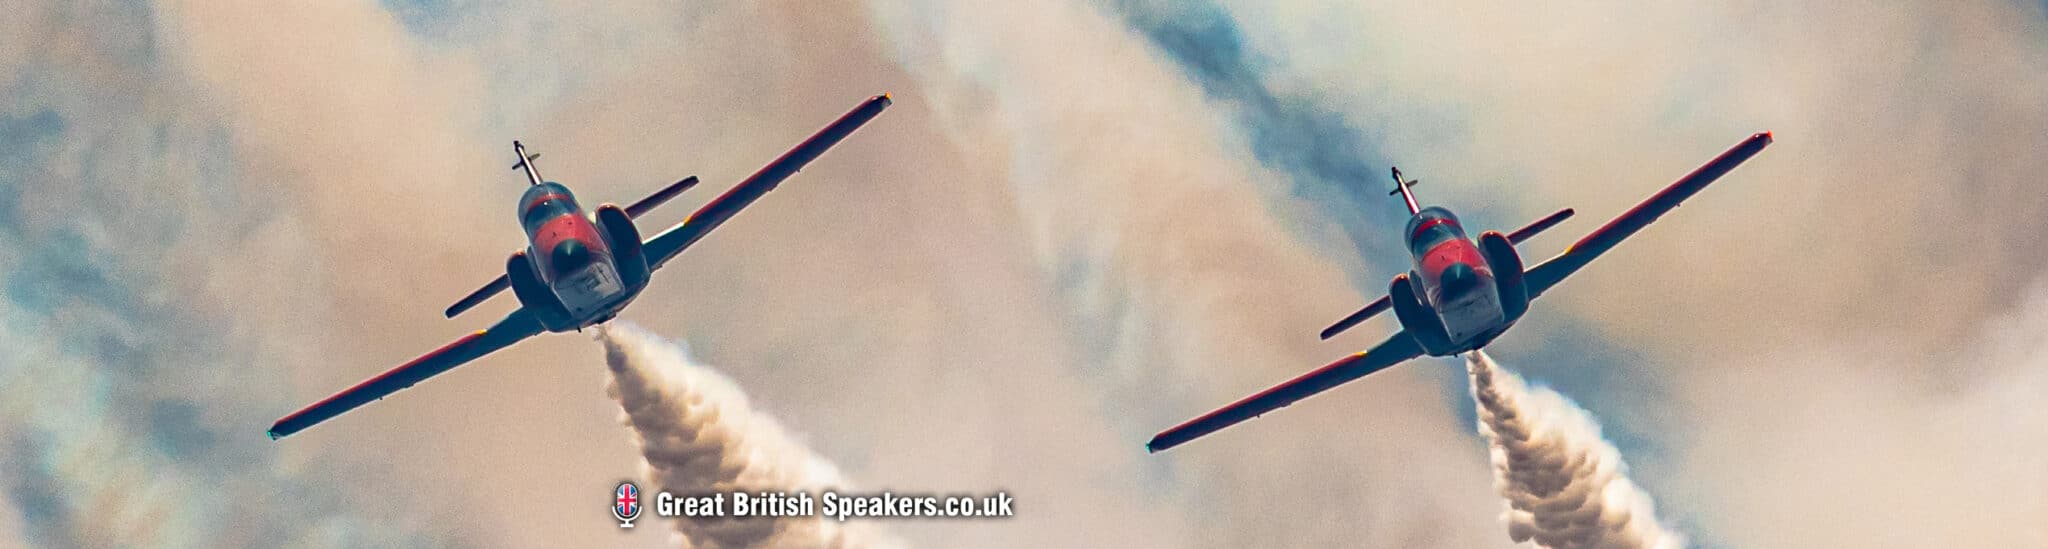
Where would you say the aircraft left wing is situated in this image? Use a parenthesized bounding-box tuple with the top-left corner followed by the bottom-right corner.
(1147, 330, 1425, 452)
(642, 93, 892, 270)
(268, 308, 545, 440)
(1524, 131, 1773, 300)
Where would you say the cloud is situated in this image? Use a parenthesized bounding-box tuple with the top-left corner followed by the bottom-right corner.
(0, 3, 486, 546)
(1665, 281, 2048, 548)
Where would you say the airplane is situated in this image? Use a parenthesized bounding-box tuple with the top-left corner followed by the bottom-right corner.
(267, 93, 893, 440)
(1146, 131, 1773, 453)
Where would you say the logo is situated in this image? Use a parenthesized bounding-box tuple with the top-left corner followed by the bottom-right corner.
(613, 482, 643, 528)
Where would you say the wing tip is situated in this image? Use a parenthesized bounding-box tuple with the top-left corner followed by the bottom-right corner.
(266, 417, 298, 440)
(1144, 433, 1180, 454)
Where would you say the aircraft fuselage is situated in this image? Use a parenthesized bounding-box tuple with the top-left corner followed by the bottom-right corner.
(514, 182, 647, 332)
(1398, 207, 1523, 355)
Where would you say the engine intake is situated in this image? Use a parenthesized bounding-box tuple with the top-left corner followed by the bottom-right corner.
(1389, 273, 1454, 355)
(594, 204, 648, 289)
(1477, 230, 1529, 323)
(507, 251, 575, 331)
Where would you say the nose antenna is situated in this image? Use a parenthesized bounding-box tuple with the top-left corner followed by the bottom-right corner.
(1388, 167, 1422, 215)
(511, 140, 543, 186)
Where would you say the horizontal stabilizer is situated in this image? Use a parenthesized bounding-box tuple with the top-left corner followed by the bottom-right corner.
(445, 275, 510, 318)
(1319, 295, 1391, 340)
(624, 176, 700, 219)
(1506, 208, 1575, 245)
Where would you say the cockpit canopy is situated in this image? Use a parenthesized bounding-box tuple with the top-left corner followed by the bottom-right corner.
(520, 182, 582, 231)
(1405, 206, 1467, 256)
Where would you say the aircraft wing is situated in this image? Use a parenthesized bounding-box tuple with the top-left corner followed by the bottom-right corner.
(1147, 330, 1425, 452)
(268, 308, 545, 440)
(1524, 131, 1773, 299)
(641, 93, 893, 270)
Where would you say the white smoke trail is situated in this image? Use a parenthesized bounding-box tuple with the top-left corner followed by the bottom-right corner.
(597, 322, 902, 549)
(1466, 350, 1683, 549)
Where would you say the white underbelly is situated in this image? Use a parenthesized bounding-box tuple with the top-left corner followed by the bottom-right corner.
(555, 262, 623, 317)
(1439, 288, 1503, 344)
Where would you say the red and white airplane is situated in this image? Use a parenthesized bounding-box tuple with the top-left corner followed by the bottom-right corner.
(1147, 131, 1773, 453)
(268, 94, 892, 440)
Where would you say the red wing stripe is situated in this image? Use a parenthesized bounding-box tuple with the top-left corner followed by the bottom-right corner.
(1568, 132, 1773, 256)
(270, 331, 485, 428)
(1523, 132, 1772, 300)
(1146, 331, 1424, 452)
(268, 309, 544, 439)
(640, 94, 892, 270)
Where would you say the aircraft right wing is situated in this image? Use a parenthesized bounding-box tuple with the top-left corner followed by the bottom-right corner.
(268, 307, 545, 440)
(641, 93, 893, 271)
(1147, 330, 1425, 452)
(1523, 131, 1773, 300)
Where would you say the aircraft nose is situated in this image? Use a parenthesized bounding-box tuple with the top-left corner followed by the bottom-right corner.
(1439, 262, 1483, 298)
(552, 239, 593, 272)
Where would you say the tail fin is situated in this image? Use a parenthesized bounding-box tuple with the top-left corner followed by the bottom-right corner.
(511, 140, 543, 186)
(1388, 167, 1421, 215)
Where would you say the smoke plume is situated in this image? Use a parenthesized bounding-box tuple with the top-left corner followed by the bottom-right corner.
(1467, 350, 1681, 549)
(597, 322, 900, 549)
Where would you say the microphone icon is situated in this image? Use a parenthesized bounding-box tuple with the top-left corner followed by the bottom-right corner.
(613, 482, 643, 528)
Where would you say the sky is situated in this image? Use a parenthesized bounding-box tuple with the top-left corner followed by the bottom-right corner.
(3, 1, 2046, 548)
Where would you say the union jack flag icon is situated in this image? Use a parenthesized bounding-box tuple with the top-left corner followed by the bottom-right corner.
(613, 482, 643, 528)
